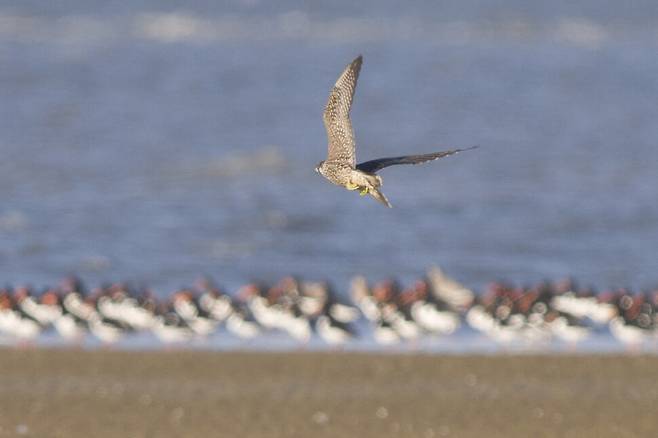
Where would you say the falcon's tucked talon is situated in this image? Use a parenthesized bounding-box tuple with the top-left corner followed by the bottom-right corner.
(314, 55, 477, 208)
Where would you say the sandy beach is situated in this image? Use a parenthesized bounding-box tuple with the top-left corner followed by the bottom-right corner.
(0, 349, 656, 437)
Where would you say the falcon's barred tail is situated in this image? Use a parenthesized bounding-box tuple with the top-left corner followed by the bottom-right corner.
(358, 172, 391, 207)
(369, 188, 392, 208)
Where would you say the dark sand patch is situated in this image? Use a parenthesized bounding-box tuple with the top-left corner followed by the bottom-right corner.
(0, 349, 657, 437)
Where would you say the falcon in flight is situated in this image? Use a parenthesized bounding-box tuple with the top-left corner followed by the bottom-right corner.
(315, 55, 477, 207)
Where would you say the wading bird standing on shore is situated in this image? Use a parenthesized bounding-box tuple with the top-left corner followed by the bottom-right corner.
(315, 55, 477, 207)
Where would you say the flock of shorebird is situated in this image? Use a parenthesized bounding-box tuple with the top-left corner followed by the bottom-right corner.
(1, 267, 656, 347)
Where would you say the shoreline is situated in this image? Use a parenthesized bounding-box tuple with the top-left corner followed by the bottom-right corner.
(1, 348, 657, 437)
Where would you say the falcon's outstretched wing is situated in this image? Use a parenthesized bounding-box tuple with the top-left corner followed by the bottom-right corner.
(323, 55, 362, 167)
(356, 146, 478, 174)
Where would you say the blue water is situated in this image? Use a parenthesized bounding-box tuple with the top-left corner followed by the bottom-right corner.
(1, 1, 657, 303)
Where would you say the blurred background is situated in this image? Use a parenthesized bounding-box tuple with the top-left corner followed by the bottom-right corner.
(1, 0, 657, 295)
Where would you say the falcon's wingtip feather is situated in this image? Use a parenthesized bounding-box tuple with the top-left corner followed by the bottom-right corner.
(349, 55, 363, 72)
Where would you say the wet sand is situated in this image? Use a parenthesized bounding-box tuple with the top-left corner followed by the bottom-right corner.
(1, 349, 657, 437)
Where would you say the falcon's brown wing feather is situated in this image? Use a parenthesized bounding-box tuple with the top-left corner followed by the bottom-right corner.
(356, 146, 478, 174)
(323, 55, 362, 168)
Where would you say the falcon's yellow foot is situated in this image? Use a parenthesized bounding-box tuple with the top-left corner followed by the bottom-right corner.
(345, 183, 359, 191)
(359, 187, 369, 196)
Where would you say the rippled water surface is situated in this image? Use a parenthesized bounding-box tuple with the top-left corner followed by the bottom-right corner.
(1, 1, 657, 296)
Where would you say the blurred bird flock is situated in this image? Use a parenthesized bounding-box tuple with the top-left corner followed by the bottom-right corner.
(2, 267, 657, 352)
(1, 1, 658, 352)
